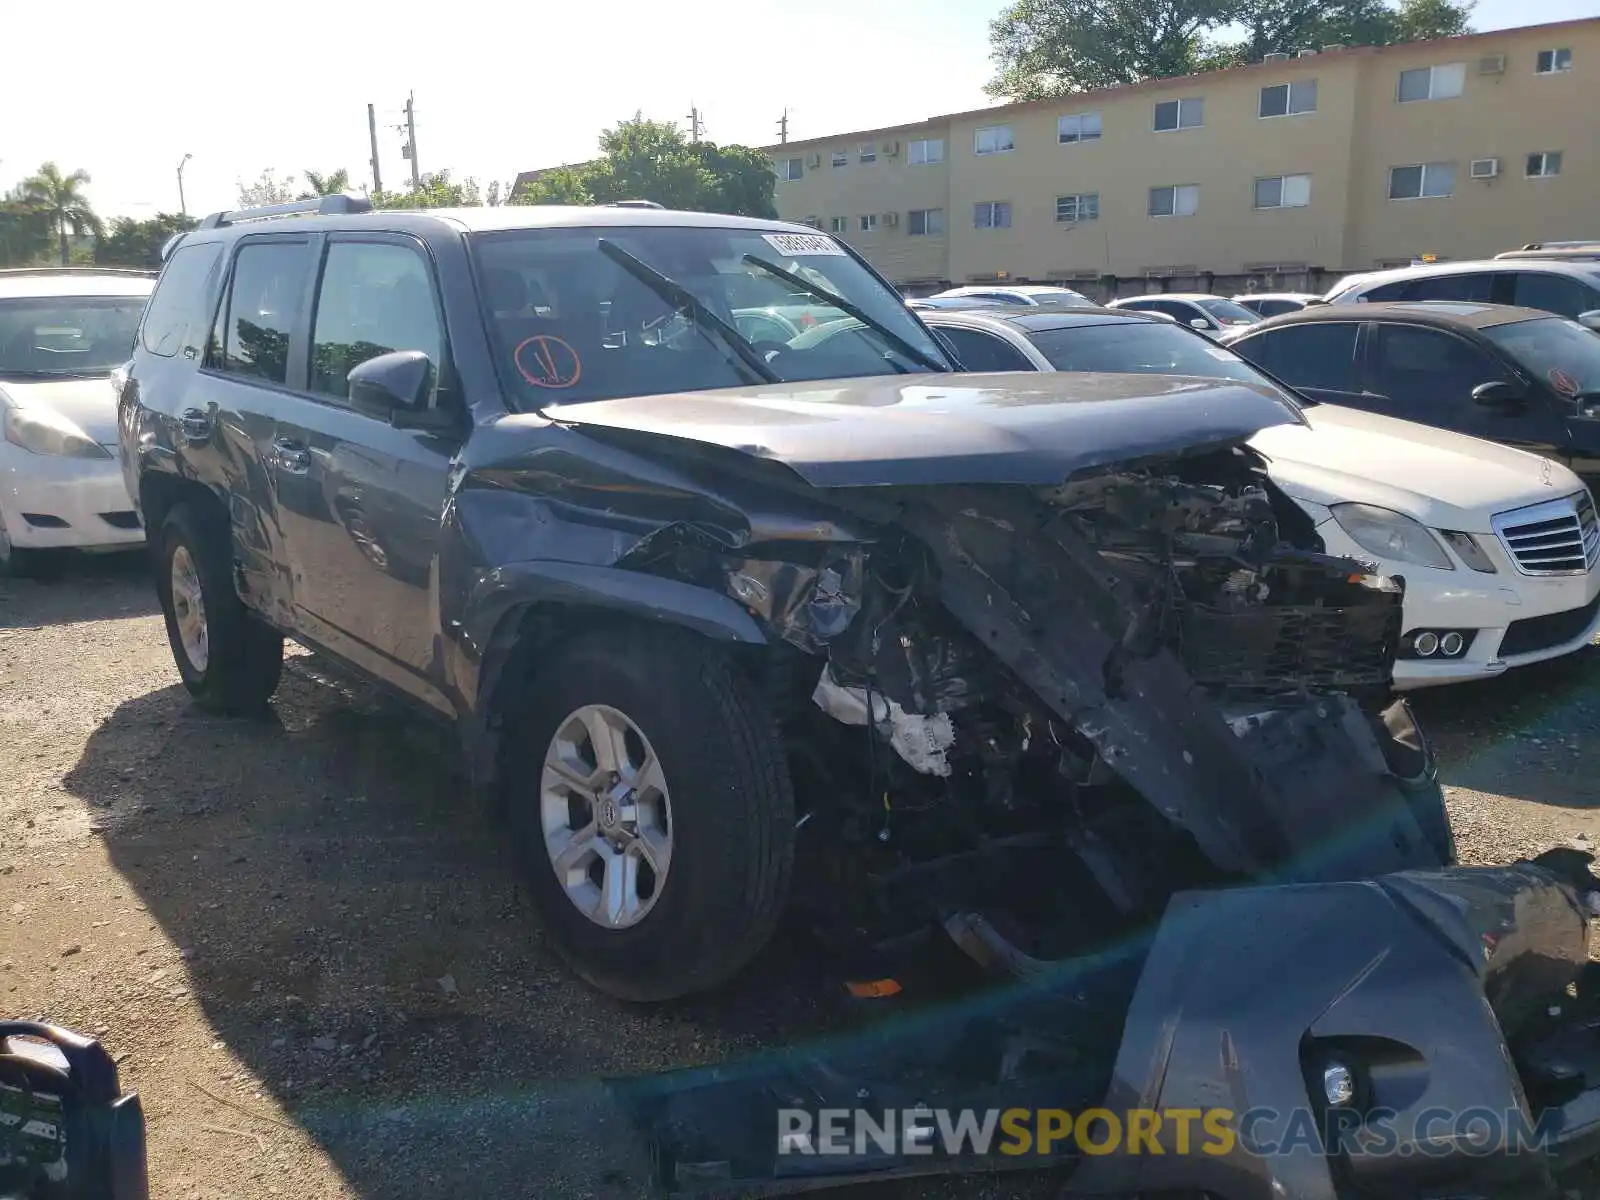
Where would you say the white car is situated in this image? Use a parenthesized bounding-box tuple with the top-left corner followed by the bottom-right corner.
(928, 284, 1093, 307)
(1105, 293, 1263, 337)
(1231, 291, 1321, 317)
(1322, 258, 1600, 328)
(916, 306, 1600, 689)
(0, 269, 154, 574)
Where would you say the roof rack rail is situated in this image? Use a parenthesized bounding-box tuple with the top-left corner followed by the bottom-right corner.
(608, 199, 664, 209)
(0, 266, 159, 278)
(197, 193, 373, 231)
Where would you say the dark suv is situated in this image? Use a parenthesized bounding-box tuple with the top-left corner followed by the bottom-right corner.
(118, 196, 1600, 1195)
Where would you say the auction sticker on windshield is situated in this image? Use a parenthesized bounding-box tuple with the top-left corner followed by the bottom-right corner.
(763, 233, 847, 257)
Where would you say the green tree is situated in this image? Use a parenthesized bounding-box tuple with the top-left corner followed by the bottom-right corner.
(237, 169, 299, 208)
(988, 0, 1473, 97)
(18, 163, 103, 266)
(511, 116, 776, 218)
(95, 213, 199, 270)
(300, 168, 352, 199)
(372, 170, 483, 210)
(0, 187, 54, 266)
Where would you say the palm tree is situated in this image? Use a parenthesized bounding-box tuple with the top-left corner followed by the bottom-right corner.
(19, 163, 102, 266)
(301, 168, 351, 198)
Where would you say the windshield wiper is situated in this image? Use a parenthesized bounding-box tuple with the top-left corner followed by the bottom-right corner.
(595, 240, 779, 385)
(740, 254, 949, 373)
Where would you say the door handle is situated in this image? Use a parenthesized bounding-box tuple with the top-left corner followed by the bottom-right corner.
(272, 437, 312, 474)
(179, 408, 212, 442)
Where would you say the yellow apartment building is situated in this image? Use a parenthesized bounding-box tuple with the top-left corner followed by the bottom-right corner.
(764, 17, 1599, 292)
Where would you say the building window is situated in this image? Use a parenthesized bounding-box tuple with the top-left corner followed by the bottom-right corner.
(974, 202, 1012, 229)
(1153, 98, 1203, 131)
(1148, 184, 1199, 217)
(1259, 79, 1317, 117)
(859, 214, 878, 232)
(909, 138, 945, 165)
(1057, 111, 1103, 143)
(1055, 192, 1100, 222)
(829, 217, 847, 233)
(776, 157, 803, 181)
(909, 208, 946, 236)
(1536, 47, 1573, 73)
(974, 125, 1015, 155)
(1254, 174, 1312, 208)
(1388, 162, 1455, 199)
(859, 143, 877, 164)
(801, 217, 823, 229)
(1527, 151, 1563, 177)
(1396, 62, 1465, 102)
(831, 150, 848, 167)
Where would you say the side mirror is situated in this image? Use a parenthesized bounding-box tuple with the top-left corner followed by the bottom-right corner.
(1578, 310, 1600, 332)
(1189, 317, 1211, 329)
(347, 350, 434, 418)
(1471, 380, 1526, 408)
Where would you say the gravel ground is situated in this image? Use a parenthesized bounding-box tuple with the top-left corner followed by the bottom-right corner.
(2, 553, 1599, 1200)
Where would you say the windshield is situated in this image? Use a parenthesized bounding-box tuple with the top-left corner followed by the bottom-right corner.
(1484, 315, 1600, 399)
(1193, 297, 1263, 325)
(0, 296, 147, 378)
(1025, 321, 1280, 385)
(469, 225, 952, 408)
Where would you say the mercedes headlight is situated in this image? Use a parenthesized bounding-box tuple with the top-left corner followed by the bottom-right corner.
(1330, 503, 1453, 570)
(3, 405, 111, 459)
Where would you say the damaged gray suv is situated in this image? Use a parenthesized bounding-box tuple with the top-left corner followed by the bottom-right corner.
(122, 197, 1600, 1197)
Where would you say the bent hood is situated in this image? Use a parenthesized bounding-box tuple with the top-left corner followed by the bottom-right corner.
(544, 372, 1304, 487)
(0, 377, 119, 446)
(1249, 403, 1580, 532)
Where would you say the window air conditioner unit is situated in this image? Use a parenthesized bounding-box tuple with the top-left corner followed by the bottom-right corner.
(805, 153, 822, 169)
(1470, 157, 1500, 179)
(1478, 54, 1506, 74)
(881, 140, 901, 156)
(881, 211, 900, 227)
(1263, 51, 1290, 63)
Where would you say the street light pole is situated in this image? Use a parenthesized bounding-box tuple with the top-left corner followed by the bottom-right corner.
(177, 154, 193, 218)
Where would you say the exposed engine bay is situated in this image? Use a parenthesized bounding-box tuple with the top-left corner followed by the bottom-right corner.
(620, 443, 1445, 974)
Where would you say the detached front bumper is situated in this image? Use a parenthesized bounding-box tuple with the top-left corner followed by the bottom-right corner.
(0, 443, 144, 552)
(1313, 518, 1600, 690)
(616, 861, 1600, 1200)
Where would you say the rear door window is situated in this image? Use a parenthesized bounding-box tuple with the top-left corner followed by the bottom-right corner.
(212, 239, 314, 386)
(937, 326, 1035, 371)
(141, 242, 223, 358)
(1245, 322, 1359, 390)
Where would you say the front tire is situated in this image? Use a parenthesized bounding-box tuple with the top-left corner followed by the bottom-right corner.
(507, 625, 795, 1001)
(156, 501, 283, 714)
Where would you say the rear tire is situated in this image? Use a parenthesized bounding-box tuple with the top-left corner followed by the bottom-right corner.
(506, 624, 795, 1001)
(156, 501, 283, 714)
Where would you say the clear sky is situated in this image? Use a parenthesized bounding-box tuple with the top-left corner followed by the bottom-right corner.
(2, 0, 1591, 220)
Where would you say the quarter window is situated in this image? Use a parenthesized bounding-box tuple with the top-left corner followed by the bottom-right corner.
(1526, 151, 1563, 177)
(975, 125, 1015, 155)
(973, 202, 1012, 229)
(215, 240, 313, 385)
(310, 241, 443, 402)
(1058, 111, 1103, 143)
(908, 209, 946, 236)
(141, 241, 222, 358)
(1389, 162, 1455, 199)
(1055, 193, 1100, 222)
(1259, 80, 1318, 117)
(1536, 47, 1573, 73)
(1149, 184, 1199, 217)
(1396, 63, 1465, 102)
(908, 138, 945, 165)
(1153, 98, 1204, 131)
(1254, 174, 1312, 209)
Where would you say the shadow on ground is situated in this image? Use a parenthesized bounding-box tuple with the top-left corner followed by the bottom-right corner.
(0, 551, 156, 629)
(1411, 644, 1600, 808)
(63, 658, 1064, 1200)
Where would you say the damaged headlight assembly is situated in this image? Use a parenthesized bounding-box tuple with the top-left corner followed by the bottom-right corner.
(1330, 502, 1454, 570)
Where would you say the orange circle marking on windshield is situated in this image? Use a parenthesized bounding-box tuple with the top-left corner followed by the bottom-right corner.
(1550, 367, 1580, 397)
(514, 334, 582, 389)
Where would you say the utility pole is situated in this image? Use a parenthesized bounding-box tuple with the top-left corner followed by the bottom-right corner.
(776, 108, 789, 144)
(176, 153, 192, 218)
(403, 91, 421, 190)
(686, 104, 704, 143)
(367, 103, 383, 196)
